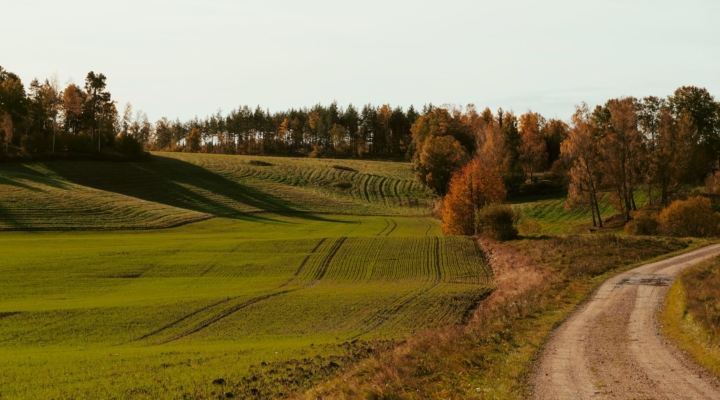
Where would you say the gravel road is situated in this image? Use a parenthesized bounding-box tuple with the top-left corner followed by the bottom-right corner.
(531, 243, 720, 399)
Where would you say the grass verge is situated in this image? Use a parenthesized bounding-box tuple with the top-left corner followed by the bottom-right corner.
(304, 235, 705, 399)
(661, 255, 720, 379)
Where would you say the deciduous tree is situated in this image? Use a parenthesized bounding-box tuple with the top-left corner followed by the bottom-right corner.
(518, 111, 548, 180)
(598, 97, 646, 222)
(441, 158, 507, 235)
(415, 135, 467, 195)
(563, 103, 604, 227)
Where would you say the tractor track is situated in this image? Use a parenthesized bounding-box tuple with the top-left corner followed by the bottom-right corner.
(349, 237, 442, 339)
(137, 237, 347, 344)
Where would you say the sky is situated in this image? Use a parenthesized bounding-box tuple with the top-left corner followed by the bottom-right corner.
(2, 0, 719, 122)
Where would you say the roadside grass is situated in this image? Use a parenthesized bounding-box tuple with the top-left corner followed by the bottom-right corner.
(305, 234, 700, 399)
(661, 255, 720, 380)
(0, 215, 492, 399)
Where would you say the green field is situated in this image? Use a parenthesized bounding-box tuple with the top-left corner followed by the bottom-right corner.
(0, 153, 435, 230)
(0, 153, 491, 398)
(512, 190, 651, 234)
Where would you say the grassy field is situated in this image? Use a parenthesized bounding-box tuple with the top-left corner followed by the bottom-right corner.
(512, 190, 651, 234)
(0, 212, 491, 397)
(0, 153, 435, 230)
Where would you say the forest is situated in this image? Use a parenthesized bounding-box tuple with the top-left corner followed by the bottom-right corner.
(2, 65, 719, 232)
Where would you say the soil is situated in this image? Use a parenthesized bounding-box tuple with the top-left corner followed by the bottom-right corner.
(531, 243, 720, 399)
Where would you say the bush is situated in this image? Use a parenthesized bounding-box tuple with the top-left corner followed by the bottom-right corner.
(63, 134, 95, 153)
(21, 132, 46, 153)
(333, 165, 356, 172)
(659, 197, 720, 237)
(625, 211, 659, 236)
(248, 160, 273, 167)
(115, 133, 144, 158)
(478, 204, 518, 241)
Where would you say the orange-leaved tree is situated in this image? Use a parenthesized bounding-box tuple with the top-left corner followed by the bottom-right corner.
(441, 158, 506, 235)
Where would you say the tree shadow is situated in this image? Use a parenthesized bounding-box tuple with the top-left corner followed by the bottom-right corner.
(41, 156, 345, 224)
(0, 164, 75, 192)
(0, 175, 45, 193)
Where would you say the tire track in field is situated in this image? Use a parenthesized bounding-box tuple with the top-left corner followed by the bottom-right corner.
(0, 312, 20, 320)
(384, 219, 397, 237)
(139, 237, 346, 344)
(278, 238, 326, 288)
(349, 237, 442, 339)
(376, 218, 390, 236)
(423, 219, 433, 236)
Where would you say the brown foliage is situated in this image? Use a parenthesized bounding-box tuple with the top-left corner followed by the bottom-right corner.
(518, 111, 548, 180)
(648, 107, 697, 206)
(562, 103, 604, 227)
(706, 171, 720, 195)
(441, 158, 506, 235)
(599, 97, 646, 222)
(185, 127, 202, 153)
(477, 204, 518, 241)
(625, 210, 660, 236)
(659, 196, 720, 237)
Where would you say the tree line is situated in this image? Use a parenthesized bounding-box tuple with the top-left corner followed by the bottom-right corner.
(422, 87, 720, 235)
(0, 65, 427, 158)
(2, 65, 719, 229)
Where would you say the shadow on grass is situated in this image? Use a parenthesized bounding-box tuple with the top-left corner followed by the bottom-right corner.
(38, 156, 345, 224)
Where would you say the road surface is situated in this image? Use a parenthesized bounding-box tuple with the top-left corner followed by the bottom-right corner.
(531, 243, 720, 399)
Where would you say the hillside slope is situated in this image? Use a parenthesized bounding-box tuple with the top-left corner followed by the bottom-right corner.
(0, 153, 435, 230)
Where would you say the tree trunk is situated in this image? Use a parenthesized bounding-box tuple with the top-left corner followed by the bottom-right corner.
(593, 191, 603, 228)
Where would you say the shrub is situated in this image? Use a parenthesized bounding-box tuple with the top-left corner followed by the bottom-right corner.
(333, 181, 353, 189)
(115, 133, 144, 158)
(625, 211, 659, 236)
(478, 204, 518, 241)
(248, 160, 273, 167)
(63, 134, 95, 153)
(21, 131, 46, 153)
(333, 165, 356, 172)
(659, 196, 720, 237)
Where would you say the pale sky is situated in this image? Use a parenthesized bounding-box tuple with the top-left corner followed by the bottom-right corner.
(3, 0, 719, 122)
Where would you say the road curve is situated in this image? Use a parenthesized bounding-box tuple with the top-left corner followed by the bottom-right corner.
(531, 243, 720, 399)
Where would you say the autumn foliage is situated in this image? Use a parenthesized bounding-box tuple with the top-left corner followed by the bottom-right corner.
(658, 196, 720, 237)
(441, 158, 507, 236)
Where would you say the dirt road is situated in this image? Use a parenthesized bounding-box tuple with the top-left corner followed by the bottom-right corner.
(531, 243, 720, 399)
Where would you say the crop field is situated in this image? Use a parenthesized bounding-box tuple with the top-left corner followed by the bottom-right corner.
(0, 153, 434, 230)
(0, 211, 492, 398)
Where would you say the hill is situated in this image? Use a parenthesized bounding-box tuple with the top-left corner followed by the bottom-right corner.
(0, 153, 435, 230)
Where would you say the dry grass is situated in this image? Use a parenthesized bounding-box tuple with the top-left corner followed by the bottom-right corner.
(661, 255, 720, 379)
(303, 234, 690, 399)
